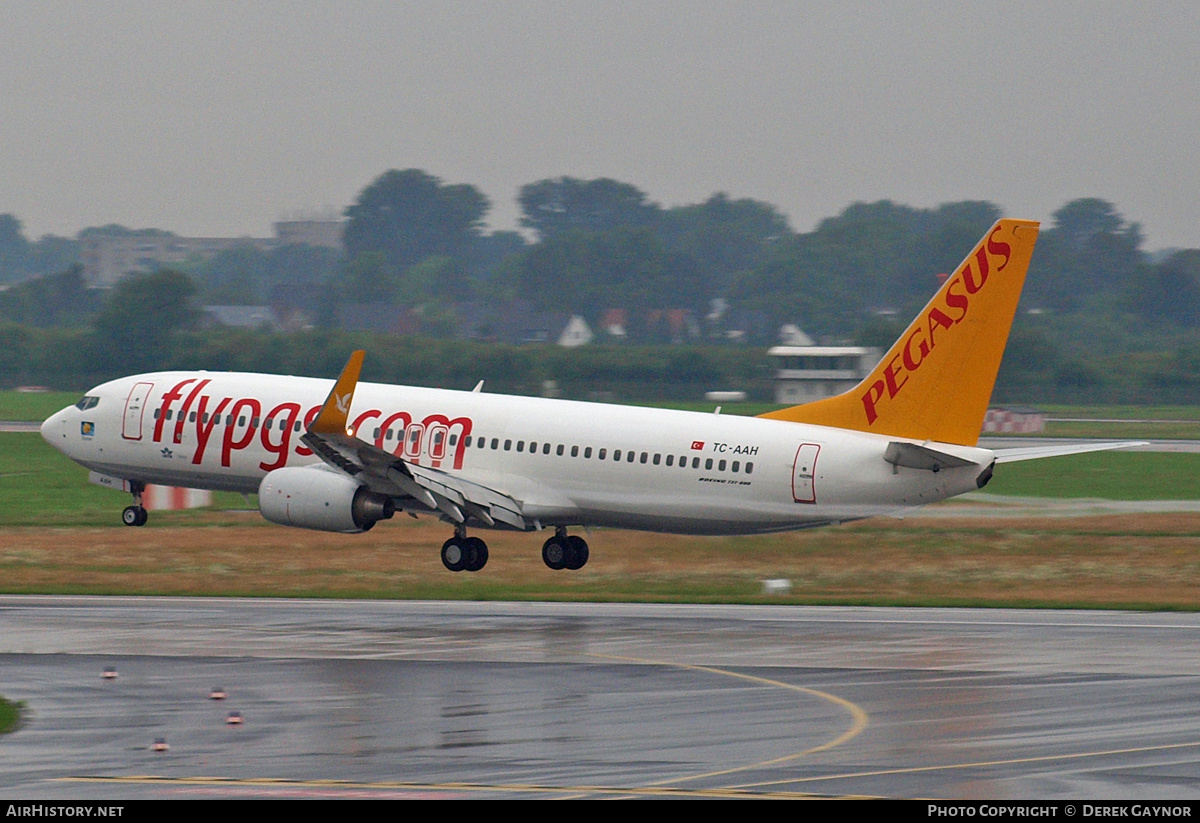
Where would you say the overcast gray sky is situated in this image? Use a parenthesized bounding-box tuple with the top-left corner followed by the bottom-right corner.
(2, 1, 1198, 249)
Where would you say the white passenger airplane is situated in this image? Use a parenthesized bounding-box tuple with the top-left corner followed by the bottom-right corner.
(40, 219, 1134, 572)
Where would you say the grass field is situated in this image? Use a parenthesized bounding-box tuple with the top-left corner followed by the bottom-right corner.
(1038, 405, 1200, 420)
(985, 451, 1200, 499)
(0, 697, 22, 734)
(0, 391, 77, 422)
(1041, 420, 1200, 439)
(0, 433, 248, 526)
(3, 513, 1200, 610)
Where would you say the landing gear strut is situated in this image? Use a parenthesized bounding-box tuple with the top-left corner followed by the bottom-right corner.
(542, 527, 589, 570)
(122, 481, 148, 527)
(441, 527, 488, 572)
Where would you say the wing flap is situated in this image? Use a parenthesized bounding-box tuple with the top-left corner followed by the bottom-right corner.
(403, 461, 529, 530)
(299, 351, 531, 530)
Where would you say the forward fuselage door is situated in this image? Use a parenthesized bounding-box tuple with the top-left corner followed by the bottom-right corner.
(792, 443, 820, 503)
(122, 381, 154, 440)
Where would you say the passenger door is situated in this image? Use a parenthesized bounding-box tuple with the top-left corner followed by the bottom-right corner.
(122, 382, 154, 440)
(792, 443, 820, 503)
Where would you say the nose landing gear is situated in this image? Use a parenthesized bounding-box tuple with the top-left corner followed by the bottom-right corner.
(121, 481, 148, 527)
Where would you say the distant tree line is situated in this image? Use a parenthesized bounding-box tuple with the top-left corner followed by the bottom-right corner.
(0, 322, 772, 402)
(1, 170, 1198, 403)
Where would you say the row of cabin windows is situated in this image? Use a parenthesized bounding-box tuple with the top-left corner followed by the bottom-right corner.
(151, 407, 753, 474)
(365, 426, 753, 475)
(459, 434, 753, 474)
(154, 407, 299, 430)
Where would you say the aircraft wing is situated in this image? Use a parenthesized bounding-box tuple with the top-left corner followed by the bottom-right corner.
(299, 351, 531, 530)
(991, 440, 1148, 464)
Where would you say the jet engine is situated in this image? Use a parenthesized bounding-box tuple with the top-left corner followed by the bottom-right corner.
(259, 466, 395, 533)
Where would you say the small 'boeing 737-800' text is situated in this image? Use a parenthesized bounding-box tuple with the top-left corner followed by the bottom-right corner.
(41, 219, 1137, 571)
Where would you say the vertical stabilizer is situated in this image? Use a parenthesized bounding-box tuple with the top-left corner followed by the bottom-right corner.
(758, 219, 1040, 446)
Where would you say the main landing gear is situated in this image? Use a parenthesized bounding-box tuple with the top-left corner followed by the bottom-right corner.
(440, 526, 591, 572)
(121, 481, 148, 527)
(542, 527, 589, 571)
(441, 527, 489, 572)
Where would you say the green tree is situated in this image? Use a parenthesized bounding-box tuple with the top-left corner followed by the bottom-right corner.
(0, 214, 30, 283)
(0, 265, 97, 327)
(188, 243, 341, 306)
(518, 177, 660, 241)
(463, 229, 527, 297)
(1134, 249, 1200, 327)
(339, 251, 396, 304)
(92, 269, 198, 371)
(0, 323, 31, 386)
(994, 325, 1059, 399)
(1051, 198, 1127, 250)
(732, 199, 1005, 338)
(343, 169, 490, 274)
(399, 255, 468, 304)
(911, 201, 1003, 287)
(518, 228, 709, 324)
(660, 193, 792, 295)
(1026, 199, 1147, 311)
(27, 234, 80, 277)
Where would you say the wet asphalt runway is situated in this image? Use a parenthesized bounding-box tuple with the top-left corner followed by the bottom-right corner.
(3, 596, 1200, 799)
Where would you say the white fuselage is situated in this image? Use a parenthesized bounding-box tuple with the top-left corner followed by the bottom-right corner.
(41, 371, 994, 535)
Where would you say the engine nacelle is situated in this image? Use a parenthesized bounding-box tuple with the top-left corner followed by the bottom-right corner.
(258, 466, 396, 533)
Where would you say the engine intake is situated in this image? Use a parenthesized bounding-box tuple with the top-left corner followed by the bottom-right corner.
(259, 466, 396, 533)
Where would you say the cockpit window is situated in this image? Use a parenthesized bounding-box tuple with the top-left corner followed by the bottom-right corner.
(74, 396, 100, 411)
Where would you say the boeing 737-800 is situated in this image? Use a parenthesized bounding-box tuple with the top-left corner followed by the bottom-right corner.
(40, 219, 1135, 572)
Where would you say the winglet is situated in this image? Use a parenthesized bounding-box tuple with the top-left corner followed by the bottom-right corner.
(758, 219, 1040, 446)
(309, 350, 366, 435)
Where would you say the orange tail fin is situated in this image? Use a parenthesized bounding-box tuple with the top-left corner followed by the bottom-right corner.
(758, 219, 1040, 446)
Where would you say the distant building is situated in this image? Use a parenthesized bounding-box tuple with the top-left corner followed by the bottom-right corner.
(81, 219, 345, 287)
(335, 304, 423, 336)
(600, 308, 628, 339)
(596, 307, 699, 343)
(455, 301, 593, 347)
(273, 219, 344, 250)
(768, 341, 881, 404)
(557, 316, 594, 347)
(777, 324, 814, 346)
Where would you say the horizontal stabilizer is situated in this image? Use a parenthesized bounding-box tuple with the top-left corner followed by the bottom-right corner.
(992, 441, 1148, 463)
(884, 441, 978, 472)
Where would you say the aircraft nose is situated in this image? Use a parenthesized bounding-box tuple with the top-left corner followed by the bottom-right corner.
(41, 407, 71, 449)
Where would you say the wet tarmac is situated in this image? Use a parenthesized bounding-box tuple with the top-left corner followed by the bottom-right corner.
(2, 597, 1200, 799)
